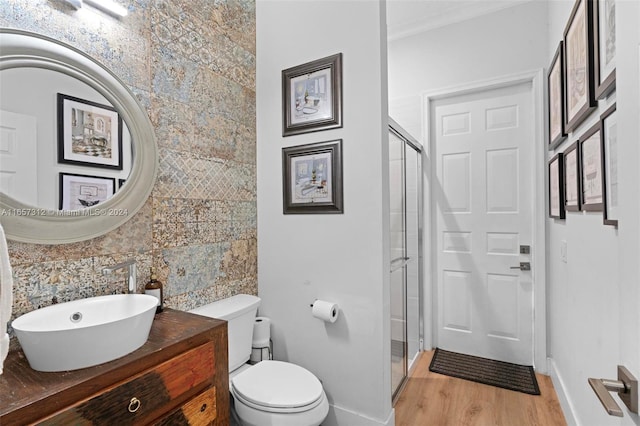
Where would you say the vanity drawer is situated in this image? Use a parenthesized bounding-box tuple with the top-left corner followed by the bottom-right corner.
(38, 343, 215, 425)
(154, 386, 217, 425)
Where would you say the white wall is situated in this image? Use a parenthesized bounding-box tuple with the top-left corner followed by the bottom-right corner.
(256, 1, 393, 425)
(546, 1, 640, 424)
(387, 0, 548, 143)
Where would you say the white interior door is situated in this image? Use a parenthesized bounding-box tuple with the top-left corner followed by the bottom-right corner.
(432, 82, 534, 365)
(0, 110, 38, 206)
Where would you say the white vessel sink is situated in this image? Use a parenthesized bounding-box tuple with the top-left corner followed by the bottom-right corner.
(12, 294, 158, 372)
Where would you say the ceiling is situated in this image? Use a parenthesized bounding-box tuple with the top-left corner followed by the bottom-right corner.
(386, 0, 534, 41)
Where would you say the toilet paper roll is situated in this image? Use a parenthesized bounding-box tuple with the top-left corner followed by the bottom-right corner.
(311, 300, 339, 323)
(252, 317, 271, 347)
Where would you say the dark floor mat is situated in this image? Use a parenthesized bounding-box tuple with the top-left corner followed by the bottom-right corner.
(429, 348, 540, 395)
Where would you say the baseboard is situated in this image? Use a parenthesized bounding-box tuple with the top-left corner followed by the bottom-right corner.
(408, 349, 421, 374)
(547, 357, 580, 426)
(322, 404, 395, 426)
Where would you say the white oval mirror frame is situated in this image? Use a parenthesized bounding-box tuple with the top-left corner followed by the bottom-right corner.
(0, 29, 158, 244)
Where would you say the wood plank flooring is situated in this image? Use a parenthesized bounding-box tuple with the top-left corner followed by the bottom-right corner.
(394, 351, 567, 426)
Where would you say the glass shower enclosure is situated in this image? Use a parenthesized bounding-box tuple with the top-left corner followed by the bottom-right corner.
(389, 118, 423, 402)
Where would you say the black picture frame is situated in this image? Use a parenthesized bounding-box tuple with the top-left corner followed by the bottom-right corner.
(563, 0, 597, 132)
(600, 103, 618, 226)
(549, 153, 566, 219)
(593, 0, 616, 99)
(548, 42, 567, 150)
(282, 53, 343, 137)
(282, 139, 343, 214)
(57, 93, 123, 170)
(59, 172, 116, 211)
(564, 141, 581, 212)
(578, 122, 604, 212)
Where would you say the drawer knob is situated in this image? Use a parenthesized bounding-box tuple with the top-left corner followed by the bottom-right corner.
(200, 403, 207, 412)
(128, 397, 141, 413)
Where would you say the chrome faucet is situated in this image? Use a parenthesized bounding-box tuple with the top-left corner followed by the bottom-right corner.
(102, 259, 137, 293)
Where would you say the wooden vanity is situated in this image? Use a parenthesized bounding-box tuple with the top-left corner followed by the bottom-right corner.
(0, 309, 229, 425)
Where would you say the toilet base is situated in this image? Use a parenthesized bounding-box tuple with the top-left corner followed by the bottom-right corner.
(232, 391, 329, 426)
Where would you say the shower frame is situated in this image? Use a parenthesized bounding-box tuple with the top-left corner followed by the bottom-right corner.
(389, 117, 424, 404)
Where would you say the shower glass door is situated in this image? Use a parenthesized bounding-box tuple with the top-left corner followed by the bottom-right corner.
(389, 119, 422, 402)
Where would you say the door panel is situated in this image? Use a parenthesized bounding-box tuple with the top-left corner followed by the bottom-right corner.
(442, 270, 472, 332)
(486, 148, 518, 212)
(442, 153, 471, 212)
(0, 110, 38, 205)
(434, 82, 534, 365)
(486, 273, 519, 339)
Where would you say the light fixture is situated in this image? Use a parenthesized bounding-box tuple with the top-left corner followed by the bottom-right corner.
(85, 0, 128, 17)
(64, 0, 128, 17)
(65, 0, 83, 9)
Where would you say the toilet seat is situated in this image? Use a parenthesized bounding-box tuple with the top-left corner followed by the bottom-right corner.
(231, 360, 324, 414)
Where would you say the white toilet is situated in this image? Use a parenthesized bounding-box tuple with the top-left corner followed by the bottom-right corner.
(190, 294, 329, 426)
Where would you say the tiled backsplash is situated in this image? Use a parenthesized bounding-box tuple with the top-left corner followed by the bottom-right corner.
(1, 0, 257, 332)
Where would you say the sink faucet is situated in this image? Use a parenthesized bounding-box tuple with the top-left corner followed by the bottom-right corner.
(102, 259, 137, 293)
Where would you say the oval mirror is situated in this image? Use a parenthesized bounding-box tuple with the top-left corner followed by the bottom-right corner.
(0, 29, 158, 244)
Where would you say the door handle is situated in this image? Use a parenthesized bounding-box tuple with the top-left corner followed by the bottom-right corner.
(588, 366, 638, 417)
(510, 262, 530, 271)
(390, 257, 410, 272)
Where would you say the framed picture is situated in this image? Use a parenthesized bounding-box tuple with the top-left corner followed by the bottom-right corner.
(600, 103, 618, 226)
(282, 139, 343, 214)
(579, 122, 603, 211)
(549, 153, 566, 219)
(548, 42, 567, 150)
(564, 141, 581, 212)
(58, 93, 123, 170)
(563, 0, 596, 132)
(593, 0, 616, 99)
(59, 172, 116, 210)
(282, 53, 343, 137)
(118, 178, 127, 189)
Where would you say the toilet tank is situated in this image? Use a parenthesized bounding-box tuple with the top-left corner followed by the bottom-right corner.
(189, 294, 260, 372)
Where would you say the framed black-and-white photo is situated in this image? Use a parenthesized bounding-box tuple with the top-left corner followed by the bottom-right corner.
(59, 172, 115, 210)
(579, 122, 603, 212)
(563, 0, 596, 132)
(58, 93, 123, 170)
(548, 42, 567, 150)
(593, 0, 616, 99)
(564, 141, 581, 212)
(549, 153, 565, 219)
(282, 53, 342, 137)
(600, 103, 618, 226)
(282, 139, 343, 214)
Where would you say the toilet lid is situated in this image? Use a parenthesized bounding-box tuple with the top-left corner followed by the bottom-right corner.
(231, 360, 324, 411)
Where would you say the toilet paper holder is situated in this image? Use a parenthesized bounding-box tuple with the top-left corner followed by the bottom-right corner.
(251, 317, 272, 364)
(250, 339, 273, 364)
(310, 299, 339, 323)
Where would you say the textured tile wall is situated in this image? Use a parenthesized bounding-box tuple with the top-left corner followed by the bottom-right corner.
(0, 0, 257, 338)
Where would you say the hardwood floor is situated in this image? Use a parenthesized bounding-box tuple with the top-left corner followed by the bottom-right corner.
(394, 351, 567, 426)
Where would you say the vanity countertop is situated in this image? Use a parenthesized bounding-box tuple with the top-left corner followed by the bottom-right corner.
(0, 308, 229, 425)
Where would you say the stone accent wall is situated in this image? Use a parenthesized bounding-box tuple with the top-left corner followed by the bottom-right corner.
(0, 0, 256, 330)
